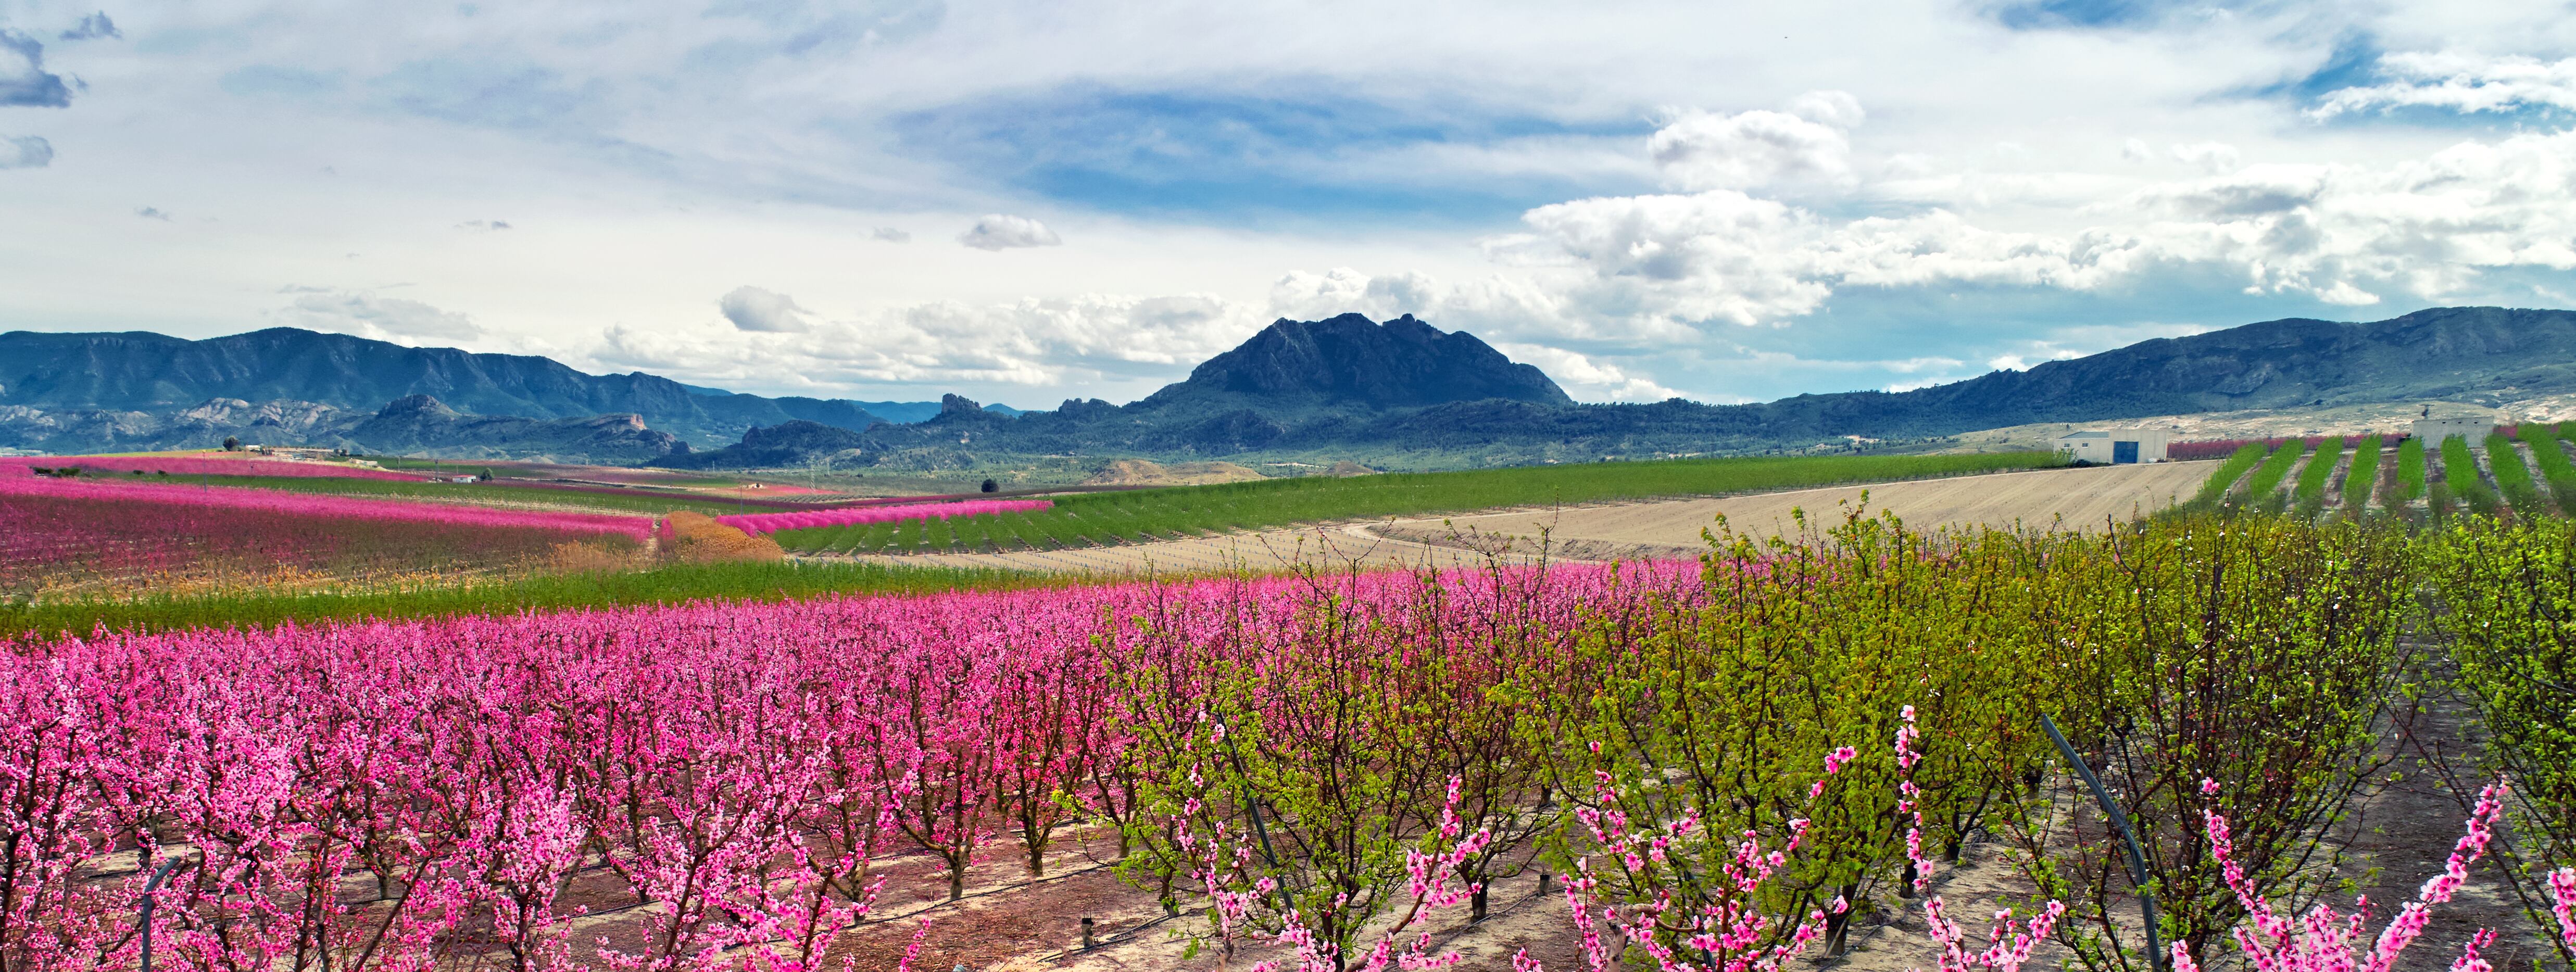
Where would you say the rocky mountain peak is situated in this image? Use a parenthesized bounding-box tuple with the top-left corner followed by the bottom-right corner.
(1147, 313, 1573, 411)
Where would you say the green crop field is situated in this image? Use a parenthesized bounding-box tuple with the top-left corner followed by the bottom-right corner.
(2240, 441, 2307, 507)
(2524, 423, 2576, 515)
(0, 559, 1044, 639)
(2441, 436, 2501, 516)
(2487, 432, 2545, 516)
(772, 451, 2070, 554)
(2394, 437, 2428, 506)
(2193, 443, 2267, 506)
(2341, 435, 2383, 513)
(2293, 435, 2345, 516)
(88, 471, 753, 516)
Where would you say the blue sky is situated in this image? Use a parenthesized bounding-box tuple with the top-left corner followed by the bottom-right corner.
(4, 0, 2576, 410)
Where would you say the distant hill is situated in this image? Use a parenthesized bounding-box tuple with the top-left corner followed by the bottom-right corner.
(1135, 313, 1571, 413)
(0, 393, 689, 463)
(0, 327, 887, 447)
(720, 306, 2576, 470)
(343, 395, 690, 464)
(14, 306, 2573, 469)
(679, 383, 1025, 422)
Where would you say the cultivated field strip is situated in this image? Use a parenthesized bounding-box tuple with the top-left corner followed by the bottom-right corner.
(821, 522, 1564, 574)
(1381, 461, 2212, 556)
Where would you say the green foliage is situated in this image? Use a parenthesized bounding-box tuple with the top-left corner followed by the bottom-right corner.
(1989, 514, 2418, 971)
(0, 560, 1044, 639)
(2341, 435, 2383, 514)
(2194, 444, 2268, 506)
(1543, 508, 2066, 960)
(2441, 435, 2502, 516)
(136, 472, 752, 516)
(2489, 433, 2546, 516)
(2395, 437, 2428, 505)
(2423, 517, 2576, 968)
(2521, 424, 2576, 516)
(2293, 435, 2345, 517)
(773, 452, 2068, 553)
(2240, 441, 2307, 503)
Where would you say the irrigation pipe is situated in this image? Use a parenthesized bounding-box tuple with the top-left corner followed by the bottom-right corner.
(2041, 713, 2165, 972)
(137, 855, 197, 972)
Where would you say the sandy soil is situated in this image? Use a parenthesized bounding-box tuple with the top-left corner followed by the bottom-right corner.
(1379, 462, 2214, 559)
(820, 523, 1576, 575)
(1083, 459, 1268, 487)
(811, 463, 2211, 575)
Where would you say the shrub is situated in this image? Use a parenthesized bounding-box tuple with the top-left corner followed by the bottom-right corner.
(2341, 435, 2384, 514)
(661, 511, 787, 563)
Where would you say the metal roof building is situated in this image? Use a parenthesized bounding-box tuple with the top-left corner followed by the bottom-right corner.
(2054, 429, 2170, 464)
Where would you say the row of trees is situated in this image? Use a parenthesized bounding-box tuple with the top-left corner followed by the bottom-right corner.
(1114, 508, 2509, 971)
(1, 508, 2570, 970)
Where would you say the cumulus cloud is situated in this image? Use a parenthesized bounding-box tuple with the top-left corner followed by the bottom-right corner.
(1479, 124, 2576, 330)
(0, 30, 72, 107)
(957, 213, 1061, 250)
(59, 12, 120, 41)
(1491, 343, 1681, 402)
(0, 135, 51, 169)
(871, 226, 911, 243)
(1647, 91, 1863, 191)
(135, 206, 170, 220)
(2169, 141, 2240, 173)
(1266, 266, 1615, 342)
(2312, 52, 2576, 118)
(717, 285, 813, 333)
(597, 292, 1259, 390)
(456, 219, 512, 231)
(278, 288, 483, 342)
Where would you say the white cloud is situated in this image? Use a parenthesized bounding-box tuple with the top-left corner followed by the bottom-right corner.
(2312, 52, 2576, 118)
(872, 226, 911, 243)
(717, 285, 813, 333)
(0, 134, 49, 168)
(958, 214, 1062, 251)
(278, 288, 482, 343)
(1647, 91, 1863, 192)
(1487, 125, 2576, 332)
(2169, 141, 2240, 173)
(1491, 343, 1681, 401)
(598, 291, 1261, 391)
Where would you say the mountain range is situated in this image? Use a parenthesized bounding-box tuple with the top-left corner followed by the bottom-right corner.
(0, 328, 995, 460)
(6, 306, 2571, 469)
(723, 306, 2575, 470)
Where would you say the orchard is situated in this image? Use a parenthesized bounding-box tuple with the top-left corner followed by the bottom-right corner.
(2, 508, 2572, 971)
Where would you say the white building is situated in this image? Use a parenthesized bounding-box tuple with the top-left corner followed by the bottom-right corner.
(2408, 416, 2495, 445)
(2055, 429, 2170, 464)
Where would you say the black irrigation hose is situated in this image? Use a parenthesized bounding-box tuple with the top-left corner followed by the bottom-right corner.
(2043, 713, 2165, 972)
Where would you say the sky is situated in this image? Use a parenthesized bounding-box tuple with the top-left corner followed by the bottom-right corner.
(5, 1, 2576, 410)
